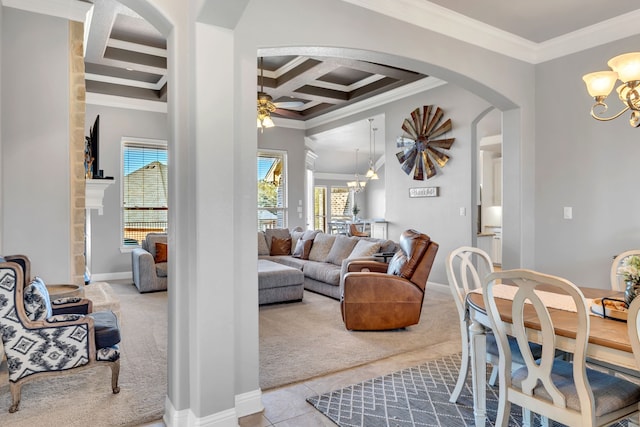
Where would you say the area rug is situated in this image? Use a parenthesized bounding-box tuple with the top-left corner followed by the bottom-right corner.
(260, 284, 460, 390)
(307, 353, 630, 427)
(0, 281, 167, 427)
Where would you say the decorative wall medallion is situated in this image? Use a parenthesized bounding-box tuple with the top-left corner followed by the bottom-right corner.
(396, 105, 455, 180)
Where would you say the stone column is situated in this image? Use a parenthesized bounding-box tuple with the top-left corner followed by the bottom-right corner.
(69, 21, 86, 286)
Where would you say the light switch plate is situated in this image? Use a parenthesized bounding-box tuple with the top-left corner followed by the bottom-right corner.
(563, 206, 572, 219)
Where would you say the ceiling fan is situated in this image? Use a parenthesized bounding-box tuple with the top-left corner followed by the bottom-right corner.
(257, 57, 304, 130)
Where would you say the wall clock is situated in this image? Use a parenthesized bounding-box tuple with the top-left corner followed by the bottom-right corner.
(396, 105, 455, 180)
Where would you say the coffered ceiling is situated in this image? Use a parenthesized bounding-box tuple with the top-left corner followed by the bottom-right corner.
(80, 0, 640, 121)
(83, 0, 166, 111)
(258, 55, 427, 122)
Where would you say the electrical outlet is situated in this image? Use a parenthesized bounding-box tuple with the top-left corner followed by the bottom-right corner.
(459, 207, 466, 216)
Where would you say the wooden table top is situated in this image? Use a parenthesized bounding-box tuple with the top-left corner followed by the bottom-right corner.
(466, 287, 632, 353)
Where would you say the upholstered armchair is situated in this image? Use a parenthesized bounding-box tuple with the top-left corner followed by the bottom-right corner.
(0, 258, 120, 413)
(131, 232, 167, 293)
(341, 229, 439, 331)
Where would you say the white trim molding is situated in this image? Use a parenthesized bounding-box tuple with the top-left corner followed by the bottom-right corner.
(341, 0, 640, 64)
(235, 389, 264, 418)
(1, 0, 92, 23)
(86, 92, 168, 114)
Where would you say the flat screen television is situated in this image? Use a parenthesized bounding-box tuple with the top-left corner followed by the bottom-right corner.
(89, 115, 100, 178)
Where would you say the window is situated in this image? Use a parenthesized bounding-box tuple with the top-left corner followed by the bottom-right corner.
(314, 186, 327, 232)
(258, 150, 287, 231)
(122, 138, 168, 248)
(330, 186, 351, 221)
(327, 186, 351, 234)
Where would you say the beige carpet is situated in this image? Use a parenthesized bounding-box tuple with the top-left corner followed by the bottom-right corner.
(0, 282, 167, 427)
(259, 284, 460, 390)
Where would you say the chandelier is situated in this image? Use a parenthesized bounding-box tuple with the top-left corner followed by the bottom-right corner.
(582, 52, 640, 127)
(257, 57, 275, 131)
(347, 148, 366, 193)
(365, 118, 379, 180)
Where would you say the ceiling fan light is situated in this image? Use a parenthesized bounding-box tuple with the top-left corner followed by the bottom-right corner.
(262, 115, 275, 128)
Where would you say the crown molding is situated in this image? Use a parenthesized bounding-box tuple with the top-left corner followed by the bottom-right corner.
(315, 172, 355, 181)
(533, 9, 640, 63)
(342, 0, 538, 63)
(342, 0, 640, 64)
(2, 0, 92, 22)
(86, 92, 167, 114)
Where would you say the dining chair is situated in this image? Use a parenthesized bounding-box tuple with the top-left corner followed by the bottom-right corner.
(484, 269, 640, 427)
(628, 296, 640, 367)
(348, 222, 369, 237)
(445, 246, 543, 404)
(611, 250, 640, 291)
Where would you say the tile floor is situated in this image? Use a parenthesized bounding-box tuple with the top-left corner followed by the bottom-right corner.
(239, 340, 461, 427)
(142, 339, 460, 427)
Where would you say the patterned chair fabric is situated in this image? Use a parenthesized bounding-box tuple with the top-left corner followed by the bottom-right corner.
(0, 257, 121, 413)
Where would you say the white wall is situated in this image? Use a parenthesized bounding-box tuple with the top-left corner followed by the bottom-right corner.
(535, 34, 640, 289)
(1, 9, 71, 282)
(85, 104, 168, 276)
(381, 84, 492, 283)
(257, 126, 307, 230)
(364, 165, 385, 219)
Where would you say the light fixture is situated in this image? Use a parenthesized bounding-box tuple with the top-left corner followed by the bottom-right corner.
(583, 52, 640, 127)
(347, 149, 366, 193)
(365, 118, 379, 180)
(257, 57, 276, 131)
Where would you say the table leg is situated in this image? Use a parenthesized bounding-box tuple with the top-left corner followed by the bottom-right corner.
(469, 320, 487, 427)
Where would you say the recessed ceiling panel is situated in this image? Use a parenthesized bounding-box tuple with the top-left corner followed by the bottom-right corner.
(104, 47, 167, 69)
(110, 13, 166, 49)
(85, 62, 163, 84)
(318, 67, 373, 86)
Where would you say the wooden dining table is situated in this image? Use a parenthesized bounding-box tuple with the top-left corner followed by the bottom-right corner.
(465, 286, 637, 427)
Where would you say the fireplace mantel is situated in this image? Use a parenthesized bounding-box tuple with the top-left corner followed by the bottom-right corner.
(86, 178, 114, 215)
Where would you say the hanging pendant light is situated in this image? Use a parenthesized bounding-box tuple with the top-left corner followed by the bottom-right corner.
(347, 148, 366, 193)
(370, 125, 379, 180)
(365, 118, 379, 180)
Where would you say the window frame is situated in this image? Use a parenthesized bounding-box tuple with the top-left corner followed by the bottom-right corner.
(257, 149, 288, 231)
(120, 137, 168, 252)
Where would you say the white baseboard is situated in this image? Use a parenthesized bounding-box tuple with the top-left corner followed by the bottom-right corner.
(164, 393, 261, 427)
(164, 397, 190, 427)
(90, 271, 132, 282)
(428, 280, 448, 290)
(235, 388, 263, 417)
(191, 407, 238, 427)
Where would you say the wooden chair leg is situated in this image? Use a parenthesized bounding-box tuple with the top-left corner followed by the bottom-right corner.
(449, 336, 470, 403)
(110, 361, 121, 394)
(9, 382, 22, 413)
